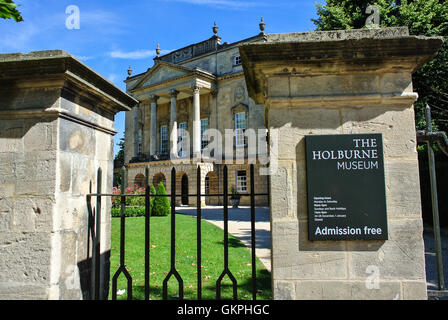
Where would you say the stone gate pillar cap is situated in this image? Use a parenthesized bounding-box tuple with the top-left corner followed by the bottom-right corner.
(239, 27, 444, 104)
(0, 50, 138, 113)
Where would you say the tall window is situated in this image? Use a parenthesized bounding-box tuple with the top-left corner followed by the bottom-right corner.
(178, 122, 188, 157)
(201, 118, 209, 150)
(234, 112, 246, 147)
(236, 170, 247, 192)
(205, 176, 210, 195)
(160, 125, 168, 154)
(137, 128, 142, 155)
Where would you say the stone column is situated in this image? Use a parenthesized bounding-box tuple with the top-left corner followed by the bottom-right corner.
(240, 27, 443, 300)
(169, 89, 179, 159)
(192, 84, 201, 159)
(149, 94, 159, 156)
(133, 104, 140, 157)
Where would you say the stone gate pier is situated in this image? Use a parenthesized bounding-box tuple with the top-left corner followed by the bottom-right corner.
(0, 51, 137, 299)
(240, 27, 443, 299)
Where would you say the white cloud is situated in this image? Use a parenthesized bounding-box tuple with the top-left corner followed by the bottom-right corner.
(109, 49, 172, 59)
(74, 55, 94, 61)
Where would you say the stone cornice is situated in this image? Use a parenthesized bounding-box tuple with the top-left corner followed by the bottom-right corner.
(267, 92, 419, 109)
(217, 71, 244, 82)
(129, 70, 216, 94)
(240, 30, 444, 104)
(0, 107, 118, 135)
(127, 61, 216, 92)
(0, 50, 138, 112)
(126, 156, 269, 167)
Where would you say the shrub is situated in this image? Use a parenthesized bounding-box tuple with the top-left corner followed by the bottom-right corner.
(152, 182, 170, 216)
(111, 206, 146, 218)
(110, 183, 172, 218)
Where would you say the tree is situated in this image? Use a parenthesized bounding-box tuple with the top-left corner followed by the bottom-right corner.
(152, 182, 170, 216)
(114, 137, 125, 163)
(0, 0, 23, 22)
(312, 0, 448, 133)
(113, 137, 125, 186)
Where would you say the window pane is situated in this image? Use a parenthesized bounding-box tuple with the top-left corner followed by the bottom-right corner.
(235, 129, 244, 146)
(205, 176, 210, 194)
(137, 129, 142, 154)
(235, 112, 246, 129)
(201, 118, 209, 150)
(234, 112, 246, 146)
(234, 56, 242, 65)
(178, 122, 187, 157)
(160, 125, 168, 154)
(236, 170, 247, 192)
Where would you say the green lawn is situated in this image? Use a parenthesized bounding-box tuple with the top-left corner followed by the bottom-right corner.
(109, 213, 272, 300)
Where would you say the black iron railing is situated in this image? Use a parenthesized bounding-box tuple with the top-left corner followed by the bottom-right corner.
(417, 104, 448, 298)
(87, 163, 269, 300)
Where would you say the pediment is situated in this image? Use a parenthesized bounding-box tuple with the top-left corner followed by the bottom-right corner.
(129, 62, 194, 91)
(231, 102, 249, 114)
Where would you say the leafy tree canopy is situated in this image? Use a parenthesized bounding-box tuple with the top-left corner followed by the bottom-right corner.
(0, 0, 23, 22)
(312, 0, 448, 132)
(114, 137, 125, 163)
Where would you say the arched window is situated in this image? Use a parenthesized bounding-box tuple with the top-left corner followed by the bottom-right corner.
(153, 172, 166, 187)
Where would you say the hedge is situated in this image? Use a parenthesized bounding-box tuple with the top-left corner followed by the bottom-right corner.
(152, 182, 171, 216)
(111, 206, 146, 218)
(111, 182, 170, 218)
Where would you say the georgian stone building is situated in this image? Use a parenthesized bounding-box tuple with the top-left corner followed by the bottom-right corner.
(123, 21, 269, 206)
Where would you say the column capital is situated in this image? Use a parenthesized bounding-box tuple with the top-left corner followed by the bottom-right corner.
(191, 84, 201, 94)
(149, 94, 159, 103)
(169, 89, 179, 98)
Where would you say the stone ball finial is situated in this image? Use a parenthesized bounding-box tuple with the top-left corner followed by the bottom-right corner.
(213, 21, 219, 35)
(156, 43, 161, 57)
(127, 65, 132, 77)
(259, 17, 266, 33)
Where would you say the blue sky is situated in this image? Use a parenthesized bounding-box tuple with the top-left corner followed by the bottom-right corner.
(0, 0, 322, 156)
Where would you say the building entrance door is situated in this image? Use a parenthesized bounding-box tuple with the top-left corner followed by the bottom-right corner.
(181, 174, 188, 205)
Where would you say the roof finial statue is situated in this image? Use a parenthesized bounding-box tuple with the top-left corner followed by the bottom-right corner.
(213, 21, 219, 36)
(259, 17, 266, 34)
(127, 65, 132, 77)
(156, 43, 161, 57)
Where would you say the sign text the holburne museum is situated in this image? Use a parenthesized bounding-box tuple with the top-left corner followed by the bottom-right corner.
(305, 134, 388, 241)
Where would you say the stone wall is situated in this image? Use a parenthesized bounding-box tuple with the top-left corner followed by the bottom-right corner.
(0, 114, 58, 299)
(0, 50, 137, 299)
(240, 27, 444, 300)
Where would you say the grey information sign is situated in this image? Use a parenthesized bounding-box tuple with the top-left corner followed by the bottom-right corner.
(305, 133, 388, 241)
